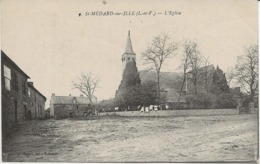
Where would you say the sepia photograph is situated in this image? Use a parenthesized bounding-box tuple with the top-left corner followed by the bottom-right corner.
(1, 0, 259, 162)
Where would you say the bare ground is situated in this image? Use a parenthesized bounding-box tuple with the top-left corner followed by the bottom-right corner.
(2, 114, 258, 162)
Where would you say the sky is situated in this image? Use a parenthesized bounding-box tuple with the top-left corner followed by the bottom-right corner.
(1, 0, 258, 107)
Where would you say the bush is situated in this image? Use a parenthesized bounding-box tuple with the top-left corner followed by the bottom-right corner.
(185, 93, 214, 109)
(216, 93, 237, 108)
(185, 93, 236, 109)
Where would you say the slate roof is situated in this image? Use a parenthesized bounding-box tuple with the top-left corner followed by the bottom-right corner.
(1, 50, 30, 78)
(124, 31, 136, 55)
(51, 95, 96, 105)
(187, 64, 215, 74)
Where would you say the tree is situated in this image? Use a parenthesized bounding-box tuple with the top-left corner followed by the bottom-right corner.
(176, 40, 191, 108)
(211, 66, 229, 93)
(142, 33, 178, 104)
(187, 41, 202, 94)
(232, 45, 258, 102)
(140, 80, 157, 106)
(115, 60, 141, 108)
(72, 72, 99, 104)
(202, 56, 210, 94)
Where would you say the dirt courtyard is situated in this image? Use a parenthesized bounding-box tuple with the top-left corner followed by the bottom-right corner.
(2, 114, 258, 162)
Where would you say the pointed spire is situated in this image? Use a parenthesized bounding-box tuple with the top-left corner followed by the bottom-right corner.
(124, 30, 135, 55)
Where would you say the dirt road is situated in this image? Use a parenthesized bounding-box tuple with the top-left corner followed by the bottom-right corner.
(2, 114, 258, 162)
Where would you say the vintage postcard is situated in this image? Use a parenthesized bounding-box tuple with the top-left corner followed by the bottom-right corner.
(1, 0, 258, 162)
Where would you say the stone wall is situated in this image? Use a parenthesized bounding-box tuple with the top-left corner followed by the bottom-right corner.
(27, 85, 46, 119)
(53, 104, 93, 119)
(99, 108, 239, 117)
(2, 60, 29, 135)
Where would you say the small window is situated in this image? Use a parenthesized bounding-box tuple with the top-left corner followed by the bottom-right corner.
(28, 88, 31, 97)
(73, 98, 77, 104)
(128, 57, 130, 61)
(4, 65, 11, 91)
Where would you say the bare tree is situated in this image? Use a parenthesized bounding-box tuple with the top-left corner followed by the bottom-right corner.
(202, 56, 210, 94)
(176, 40, 191, 108)
(226, 68, 236, 86)
(142, 33, 178, 104)
(233, 45, 258, 102)
(187, 41, 202, 94)
(72, 72, 99, 104)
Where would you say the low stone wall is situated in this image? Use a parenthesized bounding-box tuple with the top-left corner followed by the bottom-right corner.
(99, 108, 239, 117)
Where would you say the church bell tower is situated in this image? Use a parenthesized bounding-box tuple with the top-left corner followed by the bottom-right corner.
(122, 31, 136, 72)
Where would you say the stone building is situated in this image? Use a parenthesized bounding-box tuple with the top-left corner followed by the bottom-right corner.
(2, 51, 46, 135)
(186, 64, 215, 94)
(27, 82, 46, 119)
(2, 51, 30, 134)
(50, 94, 97, 119)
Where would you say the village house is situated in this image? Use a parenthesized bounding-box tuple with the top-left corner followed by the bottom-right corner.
(161, 88, 186, 109)
(2, 51, 46, 135)
(2, 51, 30, 134)
(50, 94, 97, 119)
(27, 82, 46, 119)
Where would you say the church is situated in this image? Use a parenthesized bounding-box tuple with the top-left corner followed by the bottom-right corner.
(121, 30, 136, 71)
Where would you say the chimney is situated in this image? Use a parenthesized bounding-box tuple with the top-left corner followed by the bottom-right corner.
(28, 82, 34, 86)
(80, 94, 83, 97)
(52, 93, 55, 96)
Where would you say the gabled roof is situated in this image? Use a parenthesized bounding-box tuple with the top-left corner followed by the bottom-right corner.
(1, 50, 30, 78)
(51, 95, 95, 105)
(123, 31, 136, 55)
(187, 64, 215, 74)
(27, 82, 46, 101)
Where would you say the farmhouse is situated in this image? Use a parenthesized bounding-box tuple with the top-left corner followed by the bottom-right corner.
(1, 51, 46, 135)
(27, 82, 46, 119)
(50, 94, 97, 119)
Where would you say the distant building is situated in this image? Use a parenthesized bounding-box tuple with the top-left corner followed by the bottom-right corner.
(45, 108, 50, 119)
(186, 64, 215, 94)
(50, 94, 97, 119)
(2, 51, 46, 135)
(27, 82, 46, 119)
(161, 88, 186, 109)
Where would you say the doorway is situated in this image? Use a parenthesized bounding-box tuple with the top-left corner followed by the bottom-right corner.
(28, 110, 32, 120)
(24, 105, 27, 120)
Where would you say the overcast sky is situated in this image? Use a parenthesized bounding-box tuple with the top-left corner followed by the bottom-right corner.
(1, 0, 258, 107)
